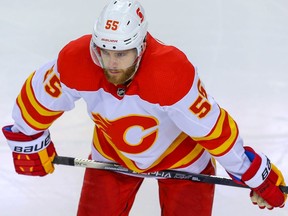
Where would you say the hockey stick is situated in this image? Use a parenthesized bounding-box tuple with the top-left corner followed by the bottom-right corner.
(53, 156, 288, 193)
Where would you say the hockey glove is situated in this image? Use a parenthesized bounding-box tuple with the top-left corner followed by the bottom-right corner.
(241, 146, 287, 209)
(2, 125, 57, 176)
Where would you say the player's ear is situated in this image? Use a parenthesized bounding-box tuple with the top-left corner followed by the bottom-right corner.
(143, 40, 147, 49)
(142, 36, 147, 52)
(141, 41, 147, 53)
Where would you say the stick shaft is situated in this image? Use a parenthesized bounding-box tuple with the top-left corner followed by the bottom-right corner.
(53, 156, 288, 193)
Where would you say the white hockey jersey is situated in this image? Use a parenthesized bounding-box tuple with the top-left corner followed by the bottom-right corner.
(12, 33, 250, 177)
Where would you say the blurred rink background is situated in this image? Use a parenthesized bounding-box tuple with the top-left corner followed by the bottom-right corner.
(0, 0, 288, 215)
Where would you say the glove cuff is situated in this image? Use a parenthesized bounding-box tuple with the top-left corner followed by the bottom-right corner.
(242, 146, 271, 188)
(6, 129, 51, 154)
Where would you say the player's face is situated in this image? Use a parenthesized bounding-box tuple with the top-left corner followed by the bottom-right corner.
(100, 48, 138, 85)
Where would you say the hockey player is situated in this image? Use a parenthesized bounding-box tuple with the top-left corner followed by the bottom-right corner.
(2, 0, 287, 215)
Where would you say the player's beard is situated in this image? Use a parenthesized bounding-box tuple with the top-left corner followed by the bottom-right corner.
(103, 64, 137, 85)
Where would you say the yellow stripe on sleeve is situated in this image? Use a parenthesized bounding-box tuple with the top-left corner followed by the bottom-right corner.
(25, 73, 62, 117)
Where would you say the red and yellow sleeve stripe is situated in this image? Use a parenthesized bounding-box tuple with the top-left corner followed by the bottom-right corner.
(192, 108, 239, 157)
(16, 72, 64, 130)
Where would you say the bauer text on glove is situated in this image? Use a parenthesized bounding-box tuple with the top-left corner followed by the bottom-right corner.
(241, 146, 287, 209)
(2, 125, 57, 176)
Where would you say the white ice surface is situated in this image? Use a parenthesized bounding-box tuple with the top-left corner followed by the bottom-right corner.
(1, 0, 288, 215)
